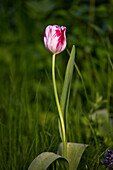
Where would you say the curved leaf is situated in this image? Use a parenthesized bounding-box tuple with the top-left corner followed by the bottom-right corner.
(58, 142, 88, 170)
(28, 152, 68, 170)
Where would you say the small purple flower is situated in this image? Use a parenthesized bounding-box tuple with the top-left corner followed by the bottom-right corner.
(103, 149, 113, 168)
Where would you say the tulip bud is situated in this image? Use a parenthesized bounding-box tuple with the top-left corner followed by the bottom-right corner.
(44, 25, 66, 54)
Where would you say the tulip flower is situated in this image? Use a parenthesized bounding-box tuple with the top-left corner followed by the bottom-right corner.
(44, 25, 67, 158)
(44, 24, 67, 158)
(44, 25, 66, 54)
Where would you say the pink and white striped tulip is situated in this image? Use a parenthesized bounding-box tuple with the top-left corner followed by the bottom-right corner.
(44, 25, 66, 54)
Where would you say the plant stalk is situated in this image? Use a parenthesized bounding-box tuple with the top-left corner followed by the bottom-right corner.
(52, 53, 67, 159)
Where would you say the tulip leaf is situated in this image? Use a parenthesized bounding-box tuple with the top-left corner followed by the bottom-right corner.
(28, 152, 68, 170)
(59, 45, 75, 139)
(58, 142, 88, 170)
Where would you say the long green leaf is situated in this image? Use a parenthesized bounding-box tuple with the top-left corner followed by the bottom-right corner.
(59, 45, 75, 138)
(58, 142, 88, 170)
(28, 152, 68, 170)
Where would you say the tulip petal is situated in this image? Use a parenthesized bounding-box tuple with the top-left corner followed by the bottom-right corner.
(44, 25, 66, 54)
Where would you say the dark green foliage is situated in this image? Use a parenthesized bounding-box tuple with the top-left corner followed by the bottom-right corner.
(0, 0, 113, 169)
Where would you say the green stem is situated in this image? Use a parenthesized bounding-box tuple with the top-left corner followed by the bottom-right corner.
(52, 54, 67, 159)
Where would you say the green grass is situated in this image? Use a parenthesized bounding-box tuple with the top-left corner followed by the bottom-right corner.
(0, 41, 113, 170)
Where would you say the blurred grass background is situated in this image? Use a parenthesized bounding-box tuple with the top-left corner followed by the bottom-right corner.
(0, 0, 113, 169)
